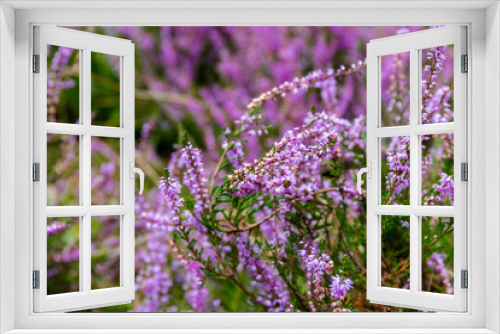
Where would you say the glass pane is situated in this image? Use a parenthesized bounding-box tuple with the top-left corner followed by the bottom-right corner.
(422, 133, 454, 206)
(381, 215, 410, 289)
(421, 45, 454, 124)
(421, 216, 454, 294)
(91, 52, 121, 127)
(380, 52, 410, 127)
(47, 134, 80, 206)
(91, 137, 121, 205)
(381, 136, 410, 205)
(47, 45, 80, 124)
(91, 216, 121, 289)
(47, 217, 80, 295)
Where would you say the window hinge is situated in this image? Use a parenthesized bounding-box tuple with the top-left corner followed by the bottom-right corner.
(461, 162, 468, 181)
(461, 270, 468, 289)
(33, 163, 40, 182)
(461, 54, 468, 73)
(33, 270, 40, 289)
(33, 54, 40, 73)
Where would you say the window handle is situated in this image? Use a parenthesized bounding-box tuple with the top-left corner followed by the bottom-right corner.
(356, 162, 371, 195)
(129, 162, 144, 195)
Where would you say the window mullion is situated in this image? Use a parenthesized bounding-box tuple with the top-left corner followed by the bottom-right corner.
(89, 205, 129, 216)
(77, 48, 85, 293)
(372, 126, 411, 138)
(413, 122, 454, 135)
(82, 47, 92, 295)
(90, 126, 128, 138)
(46, 123, 88, 135)
(409, 47, 420, 295)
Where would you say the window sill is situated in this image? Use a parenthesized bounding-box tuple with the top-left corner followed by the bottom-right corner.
(4, 329, 497, 334)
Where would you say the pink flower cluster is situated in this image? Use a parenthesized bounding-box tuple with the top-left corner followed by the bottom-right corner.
(236, 234, 292, 312)
(246, 61, 366, 110)
(47, 220, 68, 236)
(228, 114, 340, 201)
(426, 252, 453, 294)
(180, 143, 209, 218)
(158, 174, 184, 225)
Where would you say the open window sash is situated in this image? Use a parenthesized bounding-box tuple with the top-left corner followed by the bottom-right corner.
(366, 26, 467, 312)
(33, 26, 136, 312)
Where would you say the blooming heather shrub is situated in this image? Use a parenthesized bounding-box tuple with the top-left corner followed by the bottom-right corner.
(45, 26, 456, 312)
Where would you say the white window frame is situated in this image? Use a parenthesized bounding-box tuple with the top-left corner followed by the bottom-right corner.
(0, 1, 499, 333)
(366, 26, 467, 312)
(33, 26, 136, 313)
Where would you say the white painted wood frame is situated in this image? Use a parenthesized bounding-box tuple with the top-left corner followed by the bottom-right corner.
(0, 3, 494, 333)
(32, 26, 135, 313)
(366, 26, 467, 312)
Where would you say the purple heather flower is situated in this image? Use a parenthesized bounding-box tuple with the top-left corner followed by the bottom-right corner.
(135, 230, 173, 312)
(47, 268, 59, 278)
(297, 240, 332, 282)
(383, 136, 410, 204)
(53, 247, 80, 262)
(427, 252, 453, 294)
(47, 220, 68, 235)
(180, 143, 209, 219)
(430, 173, 454, 205)
(297, 238, 336, 310)
(330, 275, 354, 300)
(422, 45, 453, 124)
(424, 173, 455, 205)
(230, 113, 340, 201)
(236, 233, 292, 312)
(47, 46, 77, 122)
(257, 201, 291, 247)
(184, 261, 209, 312)
(246, 61, 366, 110)
(158, 174, 184, 225)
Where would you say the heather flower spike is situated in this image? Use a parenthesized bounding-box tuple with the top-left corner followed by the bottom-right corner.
(330, 275, 354, 300)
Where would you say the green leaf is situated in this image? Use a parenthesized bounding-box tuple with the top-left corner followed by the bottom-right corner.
(184, 198, 196, 211)
(210, 185, 220, 197)
(162, 168, 170, 179)
(306, 118, 316, 128)
(249, 106, 262, 115)
(226, 142, 236, 152)
(219, 162, 229, 171)
(233, 129, 245, 137)
(204, 270, 228, 280)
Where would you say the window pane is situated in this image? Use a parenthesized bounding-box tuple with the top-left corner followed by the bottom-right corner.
(421, 45, 454, 124)
(91, 216, 121, 290)
(91, 137, 121, 205)
(91, 52, 121, 127)
(422, 133, 454, 206)
(47, 134, 79, 206)
(380, 52, 410, 127)
(47, 45, 80, 124)
(381, 215, 410, 289)
(381, 137, 410, 205)
(47, 217, 80, 295)
(421, 216, 454, 294)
